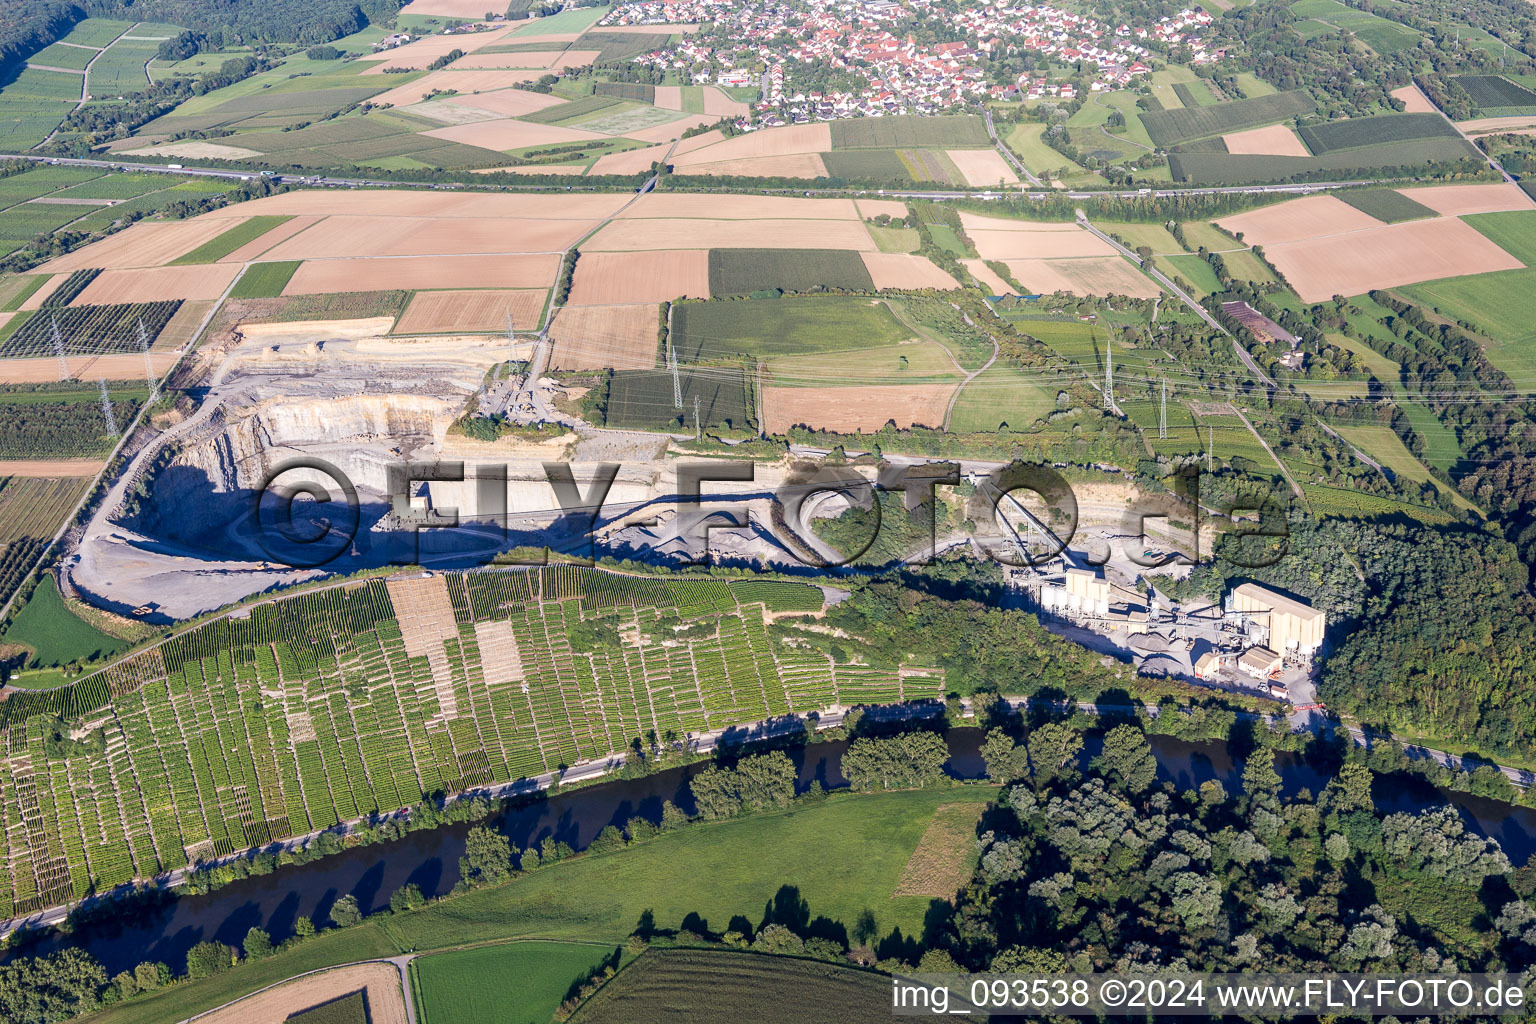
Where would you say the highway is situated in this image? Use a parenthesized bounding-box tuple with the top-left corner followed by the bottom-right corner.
(0, 152, 1387, 202)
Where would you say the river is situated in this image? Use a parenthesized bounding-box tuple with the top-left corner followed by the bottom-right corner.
(10, 730, 1536, 976)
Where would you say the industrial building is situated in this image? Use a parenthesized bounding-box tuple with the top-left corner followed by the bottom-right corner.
(1226, 583, 1325, 657)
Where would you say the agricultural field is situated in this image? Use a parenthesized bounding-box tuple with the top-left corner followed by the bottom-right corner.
(414, 941, 619, 1024)
(1456, 75, 1536, 115)
(1, 573, 126, 668)
(88, 35, 170, 98)
(762, 341, 962, 388)
(170, 217, 294, 265)
(1142, 90, 1316, 148)
(1288, 0, 1422, 52)
(599, 366, 752, 431)
(672, 296, 912, 362)
(569, 949, 893, 1024)
(0, 386, 145, 458)
(229, 262, 301, 299)
(1298, 113, 1462, 153)
(0, 301, 182, 358)
(0, 476, 87, 608)
(1335, 189, 1437, 222)
(0, 565, 943, 918)
(829, 114, 988, 149)
(947, 364, 1057, 432)
(707, 249, 873, 296)
(0, 68, 82, 151)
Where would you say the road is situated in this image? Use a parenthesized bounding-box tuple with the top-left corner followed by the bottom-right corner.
(983, 109, 1042, 187)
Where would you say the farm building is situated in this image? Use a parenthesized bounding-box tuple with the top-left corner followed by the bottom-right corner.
(1227, 583, 1325, 656)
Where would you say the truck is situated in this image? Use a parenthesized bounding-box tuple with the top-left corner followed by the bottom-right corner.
(166, 163, 184, 170)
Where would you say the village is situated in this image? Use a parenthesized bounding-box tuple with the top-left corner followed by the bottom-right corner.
(604, 0, 1218, 125)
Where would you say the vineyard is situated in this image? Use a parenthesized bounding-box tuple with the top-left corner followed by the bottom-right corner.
(0, 301, 182, 358)
(0, 567, 939, 917)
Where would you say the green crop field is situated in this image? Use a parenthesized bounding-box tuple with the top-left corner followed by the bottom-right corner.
(1150, 66, 1199, 108)
(1011, 318, 1105, 365)
(1233, 73, 1276, 98)
(763, 341, 961, 387)
(600, 367, 752, 431)
(88, 37, 166, 97)
(415, 941, 619, 1024)
(821, 149, 910, 182)
(707, 249, 874, 297)
(60, 19, 135, 47)
(1288, 0, 1422, 52)
(1158, 254, 1224, 298)
(170, 216, 292, 265)
(0, 565, 950, 916)
(1456, 75, 1536, 113)
(1099, 221, 1183, 254)
(1169, 137, 1478, 184)
(1336, 188, 1437, 222)
(1, 575, 126, 669)
(53, 173, 183, 201)
(867, 225, 919, 253)
(1302, 483, 1452, 523)
(1173, 80, 1217, 107)
(673, 296, 911, 361)
(509, 5, 610, 36)
(519, 94, 624, 125)
(1005, 123, 1099, 185)
(1402, 269, 1536, 380)
(1335, 423, 1432, 485)
(948, 364, 1057, 431)
(570, 950, 893, 1024)
(1298, 113, 1460, 153)
(1141, 90, 1316, 147)
(830, 114, 988, 149)
(0, 69, 81, 149)
(1460, 209, 1536, 265)
(29, 43, 99, 71)
(230, 261, 301, 299)
(287, 991, 367, 1024)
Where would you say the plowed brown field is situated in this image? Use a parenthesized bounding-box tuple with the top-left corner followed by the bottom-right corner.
(674, 153, 828, 178)
(763, 383, 956, 433)
(394, 289, 547, 334)
(548, 303, 660, 369)
(1395, 183, 1535, 215)
(72, 264, 241, 305)
(1221, 124, 1311, 156)
(40, 218, 246, 272)
(586, 218, 875, 251)
(283, 253, 559, 294)
(671, 123, 832, 165)
(945, 149, 1020, 186)
(861, 253, 958, 289)
(566, 250, 709, 304)
(1216, 195, 1385, 245)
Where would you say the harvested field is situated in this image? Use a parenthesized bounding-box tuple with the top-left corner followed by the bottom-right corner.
(654, 86, 682, 109)
(1396, 183, 1535, 215)
(0, 352, 177, 382)
(39, 218, 244, 273)
(359, 27, 516, 71)
(369, 69, 549, 107)
(701, 86, 748, 116)
(444, 88, 565, 117)
(422, 118, 605, 150)
(959, 215, 1115, 260)
(218, 215, 325, 263)
(548, 303, 660, 370)
(763, 383, 956, 434)
(394, 289, 546, 333)
(1459, 115, 1536, 134)
(0, 459, 104, 477)
(589, 143, 671, 175)
(197, 190, 628, 220)
(71, 264, 240, 304)
(283, 253, 559, 294)
(155, 298, 216, 349)
(855, 199, 911, 220)
(260, 214, 593, 260)
(565, 250, 709, 304)
(448, 49, 580, 69)
(624, 114, 719, 144)
(861, 252, 958, 289)
(1221, 124, 1311, 156)
(400, 0, 499, 16)
(621, 194, 859, 220)
(673, 153, 828, 178)
(961, 259, 1014, 294)
(18, 276, 65, 310)
(195, 963, 408, 1024)
(892, 803, 985, 898)
(1004, 257, 1162, 298)
(407, 100, 514, 125)
(1255, 217, 1525, 301)
(670, 123, 832, 166)
(672, 129, 725, 156)
(1216, 195, 1386, 246)
(117, 141, 262, 160)
(585, 219, 875, 252)
(1392, 84, 1436, 113)
(945, 148, 1019, 186)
